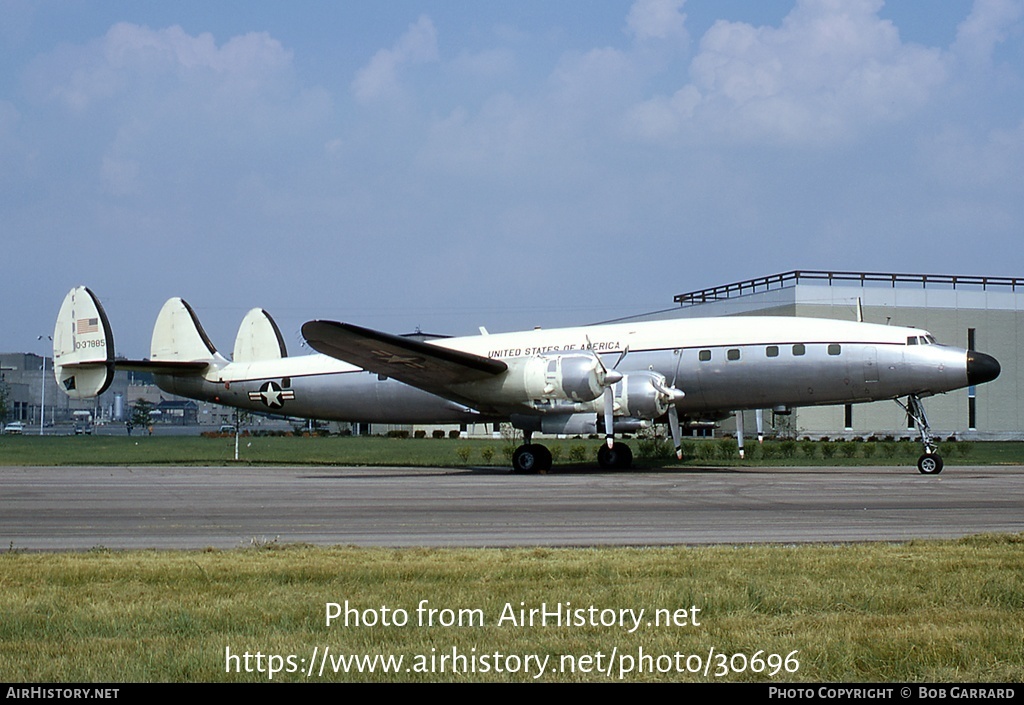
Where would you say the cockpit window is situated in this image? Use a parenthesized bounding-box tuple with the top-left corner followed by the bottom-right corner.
(907, 335, 938, 346)
(907, 336, 918, 345)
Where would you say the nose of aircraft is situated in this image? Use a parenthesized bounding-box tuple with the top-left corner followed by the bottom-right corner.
(966, 351, 1000, 386)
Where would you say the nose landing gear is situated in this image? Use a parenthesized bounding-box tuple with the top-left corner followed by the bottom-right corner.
(896, 394, 944, 474)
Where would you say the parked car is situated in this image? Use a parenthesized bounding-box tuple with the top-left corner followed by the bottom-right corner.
(3, 422, 25, 434)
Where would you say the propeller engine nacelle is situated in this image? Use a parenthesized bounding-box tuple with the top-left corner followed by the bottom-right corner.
(501, 353, 622, 403)
(613, 371, 683, 420)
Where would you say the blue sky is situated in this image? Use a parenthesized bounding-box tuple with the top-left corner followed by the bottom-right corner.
(2, 0, 1022, 356)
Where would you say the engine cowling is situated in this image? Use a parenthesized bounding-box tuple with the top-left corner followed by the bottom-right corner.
(614, 371, 680, 419)
(468, 353, 619, 405)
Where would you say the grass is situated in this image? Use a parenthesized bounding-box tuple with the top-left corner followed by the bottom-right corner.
(1, 537, 1022, 682)
(0, 434, 1022, 468)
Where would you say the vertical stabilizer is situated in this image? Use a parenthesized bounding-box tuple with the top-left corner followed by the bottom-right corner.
(233, 308, 287, 363)
(52, 287, 116, 398)
(150, 298, 219, 362)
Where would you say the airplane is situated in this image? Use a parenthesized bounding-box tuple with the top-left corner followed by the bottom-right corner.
(52, 286, 1000, 475)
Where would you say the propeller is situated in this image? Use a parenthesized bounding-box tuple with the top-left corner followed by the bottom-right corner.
(651, 375, 686, 459)
(586, 336, 622, 449)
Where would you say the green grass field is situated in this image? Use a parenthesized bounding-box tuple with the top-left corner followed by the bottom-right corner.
(2, 537, 1023, 683)
(1, 433, 1022, 468)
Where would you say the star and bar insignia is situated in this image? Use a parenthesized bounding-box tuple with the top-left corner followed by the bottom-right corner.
(248, 381, 296, 409)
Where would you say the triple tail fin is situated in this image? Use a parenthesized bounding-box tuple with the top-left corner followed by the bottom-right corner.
(53, 286, 116, 399)
(150, 297, 222, 364)
(233, 308, 287, 363)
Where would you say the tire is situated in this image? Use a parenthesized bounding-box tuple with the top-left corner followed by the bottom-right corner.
(512, 444, 552, 474)
(597, 442, 633, 470)
(917, 453, 944, 474)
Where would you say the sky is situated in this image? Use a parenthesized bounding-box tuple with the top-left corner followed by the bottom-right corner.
(2, 0, 1023, 357)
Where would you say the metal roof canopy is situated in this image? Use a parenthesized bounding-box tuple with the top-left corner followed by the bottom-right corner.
(674, 270, 1024, 306)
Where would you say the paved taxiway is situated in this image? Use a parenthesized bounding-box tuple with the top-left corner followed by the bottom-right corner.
(3, 464, 1023, 550)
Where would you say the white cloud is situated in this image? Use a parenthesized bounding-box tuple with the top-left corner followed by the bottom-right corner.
(37, 23, 293, 113)
(953, 0, 1024, 67)
(351, 15, 439, 104)
(627, 0, 948, 145)
(626, 0, 689, 42)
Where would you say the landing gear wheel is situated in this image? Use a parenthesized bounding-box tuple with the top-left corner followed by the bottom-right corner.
(511, 444, 552, 474)
(917, 453, 944, 475)
(597, 442, 633, 470)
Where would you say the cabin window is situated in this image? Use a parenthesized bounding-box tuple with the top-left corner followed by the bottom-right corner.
(699, 350, 711, 362)
(727, 349, 740, 361)
(766, 346, 779, 357)
(828, 344, 841, 356)
(792, 344, 805, 356)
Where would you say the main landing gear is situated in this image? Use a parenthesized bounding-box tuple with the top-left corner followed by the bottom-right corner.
(895, 394, 944, 474)
(511, 442, 552, 474)
(510, 431, 634, 474)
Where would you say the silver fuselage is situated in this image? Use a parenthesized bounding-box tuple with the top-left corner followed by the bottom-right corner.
(156, 316, 978, 425)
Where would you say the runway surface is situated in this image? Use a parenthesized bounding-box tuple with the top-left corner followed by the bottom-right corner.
(3, 464, 1023, 550)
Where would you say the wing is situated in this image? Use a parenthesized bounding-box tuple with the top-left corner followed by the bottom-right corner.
(301, 320, 507, 399)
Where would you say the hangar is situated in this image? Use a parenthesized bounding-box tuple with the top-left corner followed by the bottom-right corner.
(617, 270, 1022, 440)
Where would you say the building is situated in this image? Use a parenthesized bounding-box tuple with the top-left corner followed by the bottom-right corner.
(617, 270, 1022, 440)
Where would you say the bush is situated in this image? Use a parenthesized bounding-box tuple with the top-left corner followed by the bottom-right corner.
(432, 430, 445, 439)
(414, 430, 426, 439)
(449, 430, 461, 439)
(569, 444, 587, 462)
(480, 447, 495, 463)
(455, 446, 472, 463)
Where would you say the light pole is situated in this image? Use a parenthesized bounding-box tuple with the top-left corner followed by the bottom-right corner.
(37, 335, 51, 436)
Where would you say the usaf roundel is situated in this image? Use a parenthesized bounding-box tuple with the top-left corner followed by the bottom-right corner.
(248, 381, 295, 409)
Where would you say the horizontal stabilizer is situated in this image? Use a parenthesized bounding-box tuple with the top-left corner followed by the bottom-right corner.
(114, 359, 210, 375)
(233, 308, 287, 363)
(302, 320, 507, 395)
(53, 287, 116, 399)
